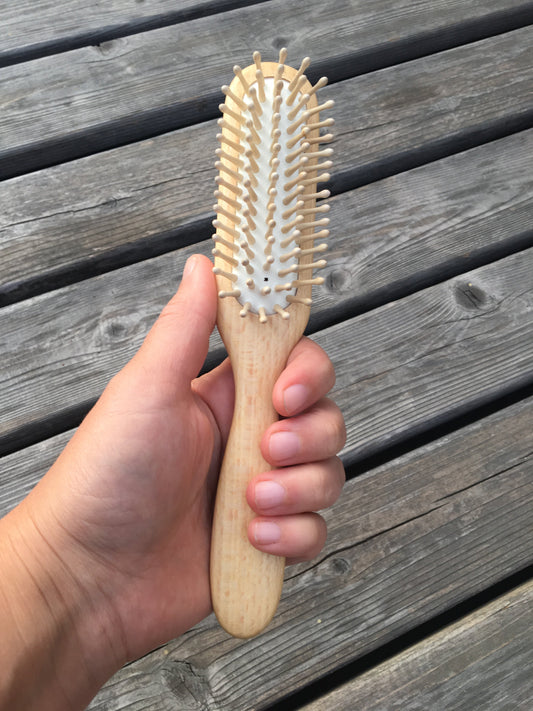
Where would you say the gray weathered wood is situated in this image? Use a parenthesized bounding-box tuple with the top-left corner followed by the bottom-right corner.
(86, 395, 533, 709)
(331, 248, 533, 464)
(1, 1, 531, 709)
(301, 581, 533, 711)
(2, 323, 531, 707)
(329, 24, 533, 191)
(0, 432, 70, 518)
(0, 1, 264, 63)
(1, 1, 531, 176)
(2, 26, 532, 296)
(1, 242, 532, 475)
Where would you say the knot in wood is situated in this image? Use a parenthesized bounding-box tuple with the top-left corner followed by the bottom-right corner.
(97, 311, 138, 345)
(326, 267, 351, 294)
(454, 280, 489, 311)
(331, 557, 351, 576)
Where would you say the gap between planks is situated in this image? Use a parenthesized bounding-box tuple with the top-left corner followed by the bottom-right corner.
(2, 0, 532, 70)
(0, 0, 273, 68)
(1, 26, 533, 301)
(1, 2, 532, 179)
(293, 577, 533, 711)
(1, 247, 532, 475)
(85, 395, 533, 710)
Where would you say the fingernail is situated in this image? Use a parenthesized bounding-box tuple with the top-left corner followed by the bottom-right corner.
(183, 256, 197, 278)
(255, 481, 285, 509)
(269, 431, 300, 462)
(253, 521, 281, 545)
(283, 384, 309, 414)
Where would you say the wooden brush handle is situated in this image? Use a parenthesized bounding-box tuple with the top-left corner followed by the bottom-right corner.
(210, 341, 286, 638)
(210, 301, 307, 638)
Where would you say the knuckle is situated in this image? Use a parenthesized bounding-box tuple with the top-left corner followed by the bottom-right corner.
(324, 357, 336, 391)
(313, 515, 328, 557)
(323, 403, 346, 453)
(322, 457, 345, 508)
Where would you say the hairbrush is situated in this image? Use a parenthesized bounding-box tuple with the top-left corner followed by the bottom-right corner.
(209, 48, 333, 638)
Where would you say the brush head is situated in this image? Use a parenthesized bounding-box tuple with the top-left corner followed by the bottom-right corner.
(212, 49, 333, 323)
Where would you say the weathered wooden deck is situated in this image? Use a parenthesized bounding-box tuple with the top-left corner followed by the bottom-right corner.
(1, 1, 533, 709)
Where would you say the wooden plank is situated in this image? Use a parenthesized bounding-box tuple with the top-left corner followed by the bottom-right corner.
(0, 229, 532, 484)
(331, 248, 533, 465)
(2, 234, 532, 501)
(86, 395, 533, 709)
(2, 185, 532, 496)
(0, 1, 266, 64)
(330, 25, 533, 193)
(1, 1, 531, 177)
(1, 154, 532, 450)
(1, 24, 532, 297)
(300, 581, 533, 711)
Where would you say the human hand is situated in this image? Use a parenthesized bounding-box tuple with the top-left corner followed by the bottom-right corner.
(0, 254, 345, 709)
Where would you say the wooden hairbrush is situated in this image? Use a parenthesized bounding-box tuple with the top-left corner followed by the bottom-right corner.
(210, 48, 333, 638)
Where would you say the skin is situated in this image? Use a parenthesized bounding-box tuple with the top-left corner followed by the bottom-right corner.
(0, 255, 345, 710)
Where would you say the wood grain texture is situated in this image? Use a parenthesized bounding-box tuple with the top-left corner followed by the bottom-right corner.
(328, 25, 533, 192)
(1, 249, 532, 511)
(331, 248, 533, 465)
(0, 1, 265, 63)
(314, 128, 533, 326)
(86, 395, 533, 709)
(209, 58, 321, 637)
(1, 153, 532, 453)
(1, 0, 531, 708)
(1, 0, 531, 176)
(2, 30, 532, 296)
(301, 581, 533, 711)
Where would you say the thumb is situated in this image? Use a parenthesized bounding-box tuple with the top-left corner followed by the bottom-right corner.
(135, 254, 218, 390)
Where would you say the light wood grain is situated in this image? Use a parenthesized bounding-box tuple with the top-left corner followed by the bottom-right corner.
(87, 395, 533, 709)
(1, 1, 531, 177)
(2, 30, 532, 297)
(301, 581, 533, 711)
(209, 58, 322, 637)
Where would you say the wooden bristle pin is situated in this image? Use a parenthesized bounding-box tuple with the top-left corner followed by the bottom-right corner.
(210, 49, 334, 639)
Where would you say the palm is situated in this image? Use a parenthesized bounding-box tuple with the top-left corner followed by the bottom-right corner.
(51, 360, 233, 658)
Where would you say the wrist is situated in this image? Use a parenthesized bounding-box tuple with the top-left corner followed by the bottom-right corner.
(0, 498, 125, 710)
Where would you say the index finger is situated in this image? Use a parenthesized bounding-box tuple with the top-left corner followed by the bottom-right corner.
(273, 337, 336, 417)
